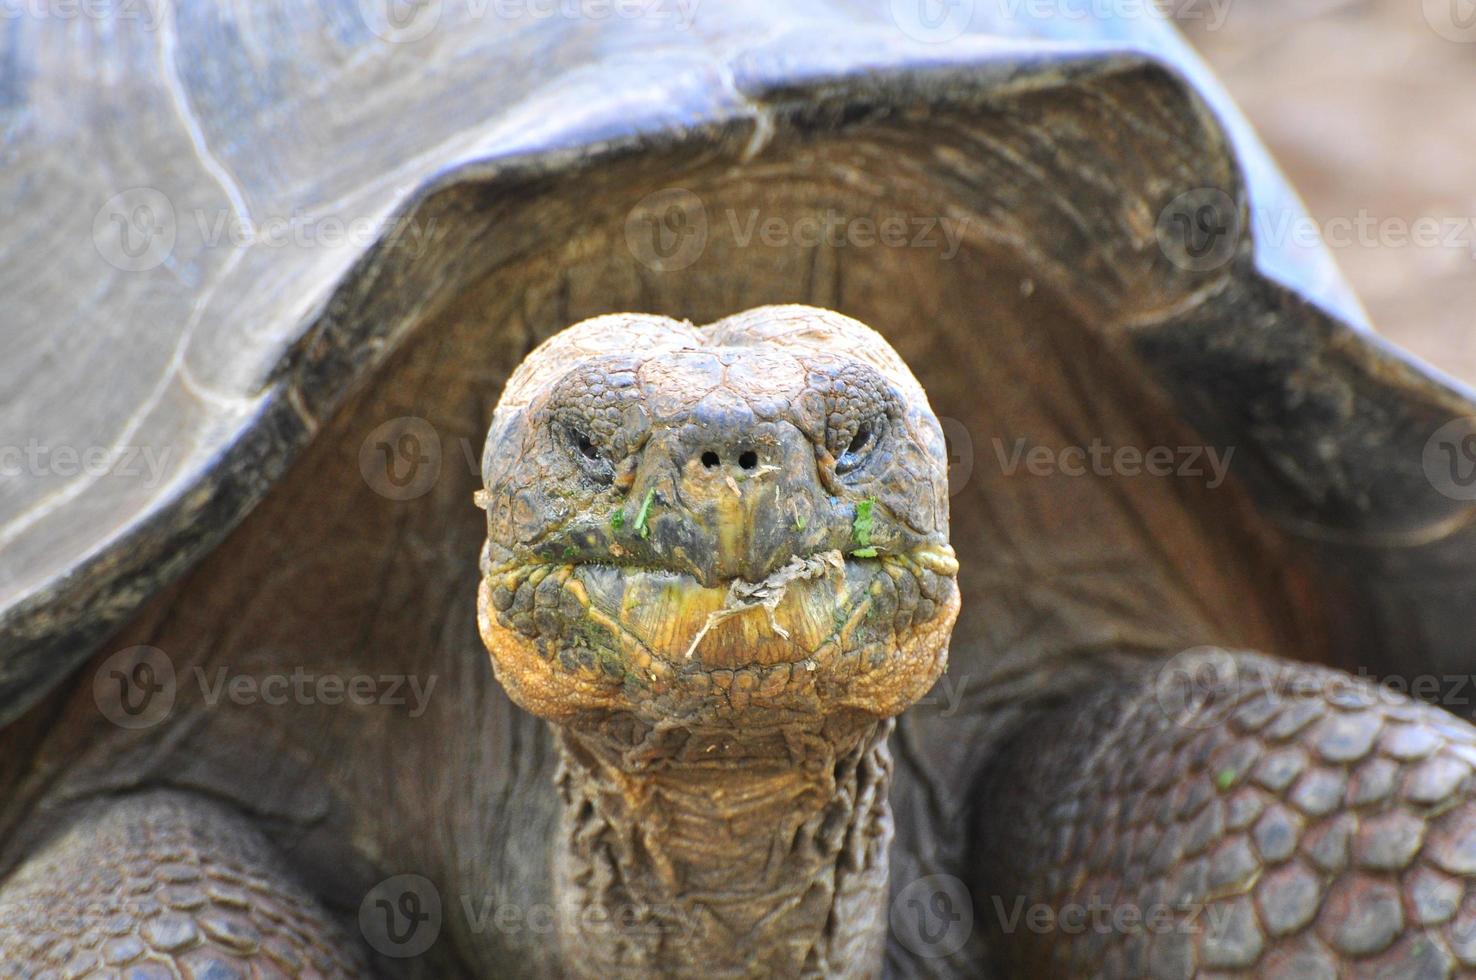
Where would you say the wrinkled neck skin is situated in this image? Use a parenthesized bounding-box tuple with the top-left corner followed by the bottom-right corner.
(550, 709, 896, 979)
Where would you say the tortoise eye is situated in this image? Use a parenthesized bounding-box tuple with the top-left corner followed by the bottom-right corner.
(566, 427, 614, 484)
(835, 419, 881, 474)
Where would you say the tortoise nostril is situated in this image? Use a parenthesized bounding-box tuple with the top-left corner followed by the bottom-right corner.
(738, 451, 758, 470)
(701, 451, 720, 469)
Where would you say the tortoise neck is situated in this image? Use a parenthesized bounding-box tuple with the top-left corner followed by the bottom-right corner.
(550, 713, 895, 979)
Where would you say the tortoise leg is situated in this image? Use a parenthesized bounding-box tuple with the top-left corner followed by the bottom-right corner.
(0, 790, 369, 978)
(973, 649, 1476, 978)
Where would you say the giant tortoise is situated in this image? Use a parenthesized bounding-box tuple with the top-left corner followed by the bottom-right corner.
(4, 3, 1476, 978)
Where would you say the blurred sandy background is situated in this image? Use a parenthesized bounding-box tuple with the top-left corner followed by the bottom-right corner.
(1176, 0, 1476, 387)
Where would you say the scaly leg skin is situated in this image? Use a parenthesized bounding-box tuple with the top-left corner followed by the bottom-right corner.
(0, 790, 368, 979)
(976, 649, 1476, 978)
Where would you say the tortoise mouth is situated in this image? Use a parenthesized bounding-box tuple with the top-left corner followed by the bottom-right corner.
(478, 545, 959, 722)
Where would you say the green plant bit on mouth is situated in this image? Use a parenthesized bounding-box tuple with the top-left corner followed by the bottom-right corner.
(609, 509, 625, 531)
(634, 488, 656, 539)
(563, 546, 578, 559)
(788, 498, 807, 532)
(851, 498, 877, 557)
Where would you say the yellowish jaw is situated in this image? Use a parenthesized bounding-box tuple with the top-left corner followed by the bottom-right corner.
(479, 547, 959, 724)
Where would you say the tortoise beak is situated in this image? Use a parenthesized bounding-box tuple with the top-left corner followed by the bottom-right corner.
(617, 419, 832, 587)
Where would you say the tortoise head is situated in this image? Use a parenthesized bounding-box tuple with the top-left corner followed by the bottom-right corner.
(476, 305, 959, 726)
